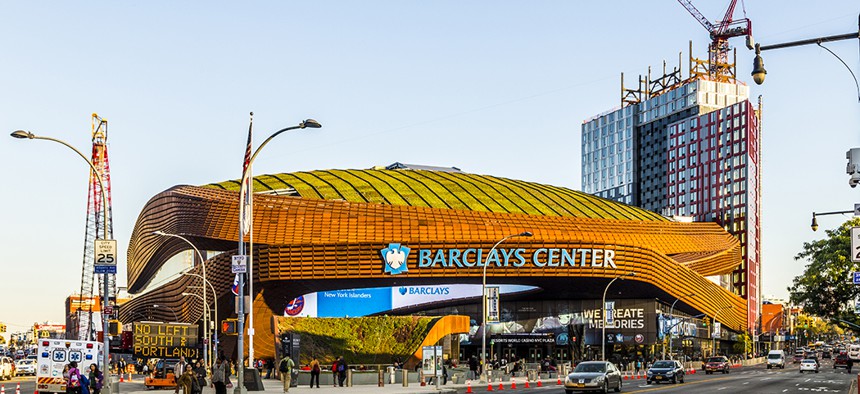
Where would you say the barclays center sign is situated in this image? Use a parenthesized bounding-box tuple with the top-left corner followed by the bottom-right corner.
(380, 243, 618, 275)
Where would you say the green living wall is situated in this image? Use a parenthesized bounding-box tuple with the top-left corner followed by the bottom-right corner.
(276, 316, 439, 366)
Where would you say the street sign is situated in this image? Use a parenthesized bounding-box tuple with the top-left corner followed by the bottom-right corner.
(852, 227, 860, 263)
(854, 271, 860, 285)
(231, 255, 248, 274)
(712, 322, 721, 338)
(104, 306, 113, 314)
(605, 301, 615, 325)
(486, 286, 500, 323)
(94, 239, 117, 274)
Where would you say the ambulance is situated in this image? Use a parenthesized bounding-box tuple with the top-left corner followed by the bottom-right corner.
(36, 339, 102, 394)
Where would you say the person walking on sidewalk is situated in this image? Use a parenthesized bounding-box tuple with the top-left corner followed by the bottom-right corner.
(468, 356, 478, 380)
(278, 355, 295, 392)
(309, 357, 321, 388)
(336, 356, 348, 387)
(211, 357, 227, 394)
(331, 359, 338, 387)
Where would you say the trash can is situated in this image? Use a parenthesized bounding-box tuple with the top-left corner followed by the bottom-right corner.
(109, 374, 120, 394)
(402, 369, 408, 387)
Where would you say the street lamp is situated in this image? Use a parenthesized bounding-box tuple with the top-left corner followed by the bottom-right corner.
(152, 304, 179, 323)
(153, 231, 211, 369)
(10, 129, 114, 393)
(750, 14, 860, 101)
(602, 272, 635, 361)
(235, 116, 321, 394)
(481, 231, 532, 383)
(810, 210, 853, 231)
(666, 293, 696, 360)
(183, 272, 219, 362)
(712, 306, 733, 357)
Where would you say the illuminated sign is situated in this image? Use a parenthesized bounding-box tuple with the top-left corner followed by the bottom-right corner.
(380, 245, 618, 273)
(133, 322, 199, 358)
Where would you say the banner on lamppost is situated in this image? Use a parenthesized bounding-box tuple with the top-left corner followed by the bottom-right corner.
(486, 286, 500, 323)
(852, 227, 860, 263)
(605, 301, 615, 325)
(712, 322, 722, 338)
(855, 297, 860, 314)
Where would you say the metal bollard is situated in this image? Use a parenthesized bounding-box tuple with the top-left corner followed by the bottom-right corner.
(402, 369, 408, 387)
(378, 369, 384, 387)
(347, 369, 353, 387)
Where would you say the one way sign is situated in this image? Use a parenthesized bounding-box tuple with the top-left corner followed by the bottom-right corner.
(854, 203, 860, 216)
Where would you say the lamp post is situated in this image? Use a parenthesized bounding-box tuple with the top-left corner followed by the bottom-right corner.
(152, 304, 179, 323)
(810, 210, 853, 231)
(153, 231, 211, 370)
(235, 117, 320, 394)
(182, 292, 211, 364)
(602, 272, 635, 361)
(751, 14, 860, 97)
(712, 306, 733, 357)
(766, 315, 782, 352)
(183, 272, 219, 362)
(10, 130, 114, 393)
(481, 231, 532, 383)
(665, 293, 696, 360)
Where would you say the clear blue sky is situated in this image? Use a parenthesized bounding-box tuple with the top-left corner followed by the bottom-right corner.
(1, 1, 858, 333)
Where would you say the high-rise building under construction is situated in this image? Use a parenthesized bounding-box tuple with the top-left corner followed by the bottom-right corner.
(581, 53, 761, 334)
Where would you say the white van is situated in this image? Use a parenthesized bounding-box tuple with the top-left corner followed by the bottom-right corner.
(848, 344, 860, 361)
(766, 350, 785, 369)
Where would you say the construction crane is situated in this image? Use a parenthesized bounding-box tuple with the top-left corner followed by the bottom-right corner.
(677, 0, 753, 83)
(77, 113, 115, 340)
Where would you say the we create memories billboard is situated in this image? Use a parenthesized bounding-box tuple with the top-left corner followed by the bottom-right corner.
(283, 285, 536, 318)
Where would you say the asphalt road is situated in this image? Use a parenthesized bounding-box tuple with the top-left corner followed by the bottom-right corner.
(453, 360, 854, 393)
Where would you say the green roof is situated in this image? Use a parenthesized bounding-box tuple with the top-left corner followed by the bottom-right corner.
(204, 169, 665, 222)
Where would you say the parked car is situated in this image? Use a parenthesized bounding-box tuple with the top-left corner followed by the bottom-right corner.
(646, 359, 685, 384)
(704, 356, 731, 374)
(563, 361, 623, 393)
(15, 359, 35, 376)
(834, 353, 849, 369)
(799, 359, 819, 373)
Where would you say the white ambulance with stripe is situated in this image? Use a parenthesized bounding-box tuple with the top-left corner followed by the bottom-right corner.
(36, 339, 102, 394)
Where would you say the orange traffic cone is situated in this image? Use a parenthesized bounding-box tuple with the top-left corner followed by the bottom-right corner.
(511, 379, 517, 389)
(537, 379, 542, 387)
(557, 375, 562, 385)
(498, 382, 504, 391)
(525, 378, 530, 388)
(487, 379, 493, 391)
(119, 372, 124, 383)
(2, 384, 5, 394)
(466, 380, 473, 394)
(15, 384, 20, 394)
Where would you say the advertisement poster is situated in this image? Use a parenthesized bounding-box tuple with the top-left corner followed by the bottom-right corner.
(486, 286, 500, 323)
(421, 346, 443, 377)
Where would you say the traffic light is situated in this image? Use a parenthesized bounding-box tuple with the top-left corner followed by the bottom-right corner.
(703, 317, 710, 327)
(108, 320, 121, 336)
(0, 323, 6, 333)
(221, 319, 238, 335)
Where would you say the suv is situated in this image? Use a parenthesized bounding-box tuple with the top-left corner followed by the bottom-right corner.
(646, 360, 685, 384)
(834, 353, 849, 369)
(704, 356, 730, 374)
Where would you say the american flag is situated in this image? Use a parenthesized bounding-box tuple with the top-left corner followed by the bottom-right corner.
(232, 274, 240, 295)
(239, 114, 253, 235)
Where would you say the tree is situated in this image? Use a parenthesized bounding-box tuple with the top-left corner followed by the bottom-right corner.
(733, 333, 752, 355)
(789, 218, 860, 329)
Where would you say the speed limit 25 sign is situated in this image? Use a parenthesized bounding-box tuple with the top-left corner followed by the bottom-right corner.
(94, 239, 117, 274)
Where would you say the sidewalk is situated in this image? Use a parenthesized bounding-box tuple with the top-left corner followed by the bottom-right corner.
(116, 374, 564, 394)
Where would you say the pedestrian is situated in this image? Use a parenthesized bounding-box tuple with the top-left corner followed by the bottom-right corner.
(88, 364, 104, 394)
(225, 360, 233, 389)
(80, 373, 90, 394)
(174, 356, 187, 383)
(309, 357, 321, 388)
(848, 358, 854, 373)
(176, 365, 195, 394)
(211, 357, 227, 394)
(337, 356, 348, 387)
(66, 362, 83, 394)
(265, 358, 274, 379)
(278, 354, 295, 392)
(468, 356, 478, 380)
(331, 359, 338, 387)
(193, 360, 207, 394)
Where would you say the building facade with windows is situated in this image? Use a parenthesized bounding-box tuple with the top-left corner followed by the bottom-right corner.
(582, 77, 761, 334)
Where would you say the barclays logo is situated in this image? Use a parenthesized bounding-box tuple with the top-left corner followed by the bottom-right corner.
(381, 243, 410, 275)
(399, 287, 408, 295)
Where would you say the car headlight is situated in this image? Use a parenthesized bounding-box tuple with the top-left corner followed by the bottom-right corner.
(594, 375, 605, 383)
(666, 371, 674, 376)
(646, 370, 653, 376)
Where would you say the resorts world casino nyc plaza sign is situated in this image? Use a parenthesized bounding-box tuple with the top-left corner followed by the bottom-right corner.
(380, 243, 618, 275)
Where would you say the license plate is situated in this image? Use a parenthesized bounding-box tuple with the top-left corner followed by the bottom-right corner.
(574, 383, 584, 387)
(655, 376, 662, 380)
